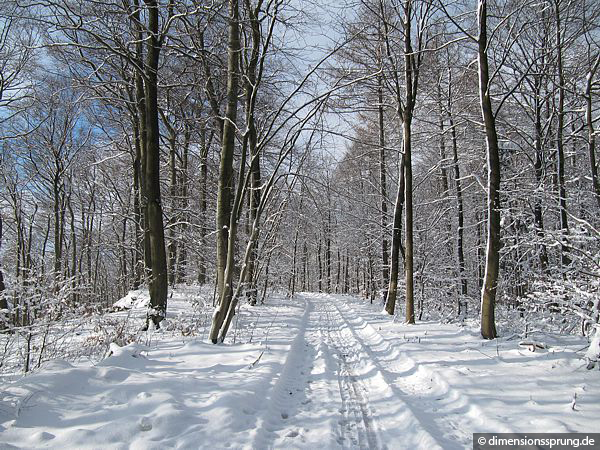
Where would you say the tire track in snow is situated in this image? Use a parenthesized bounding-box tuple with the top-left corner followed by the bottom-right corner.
(251, 294, 384, 449)
(250, 297, 314, 449)
(252, 294, 483, 449)
(317, 302, 382, 449)
(322, 296, 447, 449)
(303, 294, 447, 449)
(335, 297, 515, 448)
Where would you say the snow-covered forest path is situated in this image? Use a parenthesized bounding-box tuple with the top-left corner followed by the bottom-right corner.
(251, 293, 454, 449)
(1, 292, 598, 449)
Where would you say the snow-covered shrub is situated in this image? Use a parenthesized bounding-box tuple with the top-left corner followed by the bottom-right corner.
(585, 325, 600, 370)
(522, 277, 599, 336)
(0, 273, 100, 373)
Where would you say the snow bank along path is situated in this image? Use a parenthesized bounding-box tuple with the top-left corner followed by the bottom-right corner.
(1, 293, 598, 449)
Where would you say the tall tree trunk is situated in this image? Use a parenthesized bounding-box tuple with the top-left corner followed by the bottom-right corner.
(302, 241, 308, 292)
(289, 195, 304, 298)
(382, 0, 420, 322)
(53, 176, 63, 280)
(132, 0, 152, 276)
(167, 126, 178, 286)
(447, 70, 468, 313)
(554, 0, 570, 267)
(0, 214, 7, 323)
(198, 123, 209, 284)
(326, 212, 331, 294)
(318, 237, 323, 292)
(144, 0, 168, 327)
(585, 55, 600, 208)
(242, 0, 263, 306)
(436, 79, 453, 303)
(290, 225, 299, 297)
(132, 117, 144, 289)
(478, 0, 500, 339)
(67, 194, 77, 303)
(403, 116, 415, 324)
(178, 125, 190, 282)
(209, 0, 241, 343)
(402, 0, 416, 324)
(378, 72, 390, 299)
(344, 250, 349, 294)
(385, 153, 405, 315)
(533, 75, 549, 272)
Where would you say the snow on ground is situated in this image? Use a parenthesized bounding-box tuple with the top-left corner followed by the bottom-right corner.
(0, 292, 598, 449)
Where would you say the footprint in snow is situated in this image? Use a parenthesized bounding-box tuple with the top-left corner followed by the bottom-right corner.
(138, 417, 152, 432)
(32, 431, 55, 443)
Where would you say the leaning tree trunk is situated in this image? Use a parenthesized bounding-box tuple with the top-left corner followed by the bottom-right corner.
(478, 0, 499, 340)
(144, 0, 168, 327)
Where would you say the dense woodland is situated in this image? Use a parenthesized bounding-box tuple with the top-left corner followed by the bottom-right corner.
(0, 0, 599, 360)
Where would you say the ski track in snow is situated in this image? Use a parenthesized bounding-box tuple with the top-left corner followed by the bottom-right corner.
(0, 292, 598, 449)
(252, 294, 456, 449)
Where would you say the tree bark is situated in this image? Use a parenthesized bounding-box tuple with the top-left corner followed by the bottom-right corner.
(144, 0, 168, 327)
(478, 0, 500, 340)
(385, 153, 405, 315)
(197, 122, 209, 284)
(242, 0, 263, 306)
(178, 124, 190, 282)
(318, 237, 323, 292)
(132, 0, 152, 276)
(132, 116, 144, 289)
(585, 55, 600, 208)
(402, 0, 416, 324)
(554, 0, 570, 267)
(533, 75, 549, 272)
(403, 117, 415, 324)
(52, 173, 64, 280)
(165, 119, 178, 287)
(0, 214, 7, 320)
(209, 0, 241, 343)
(447, 70, 468, 313)
(378, 72, 390, 299)
(381, 0, 421, 322)
(326, 211, 332, 294)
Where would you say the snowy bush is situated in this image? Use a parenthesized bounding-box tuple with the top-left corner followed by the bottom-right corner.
(523, 277, 599, 336)
(585, 325, 600, 370)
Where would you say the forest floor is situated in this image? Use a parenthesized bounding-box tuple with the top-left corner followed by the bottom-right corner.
(0, 292, 598, 449)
